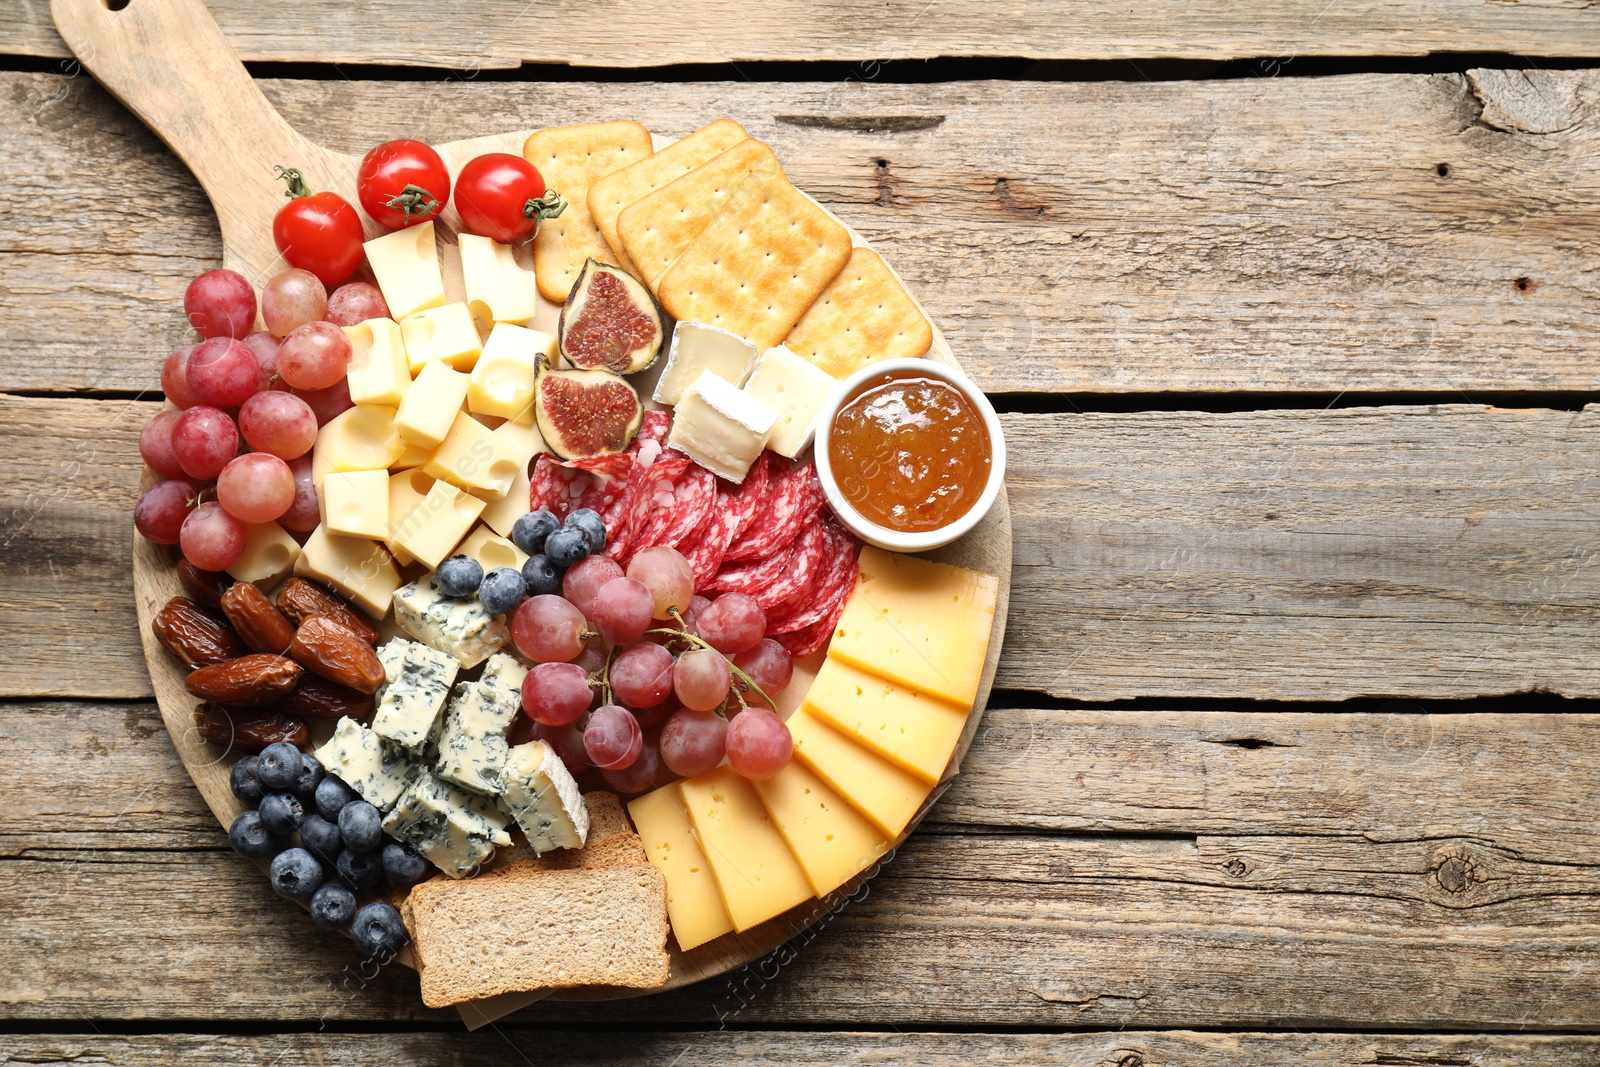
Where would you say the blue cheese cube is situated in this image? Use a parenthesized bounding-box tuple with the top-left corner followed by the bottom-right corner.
(478, 652, 528, 700)
(371, 637, 459, 754)
(312, 717, 421, 813)
(381, 770, 512, 878)
(392, 576, 508, 668)
(435, 679, 520, 796)
(501, 740, 590, 855)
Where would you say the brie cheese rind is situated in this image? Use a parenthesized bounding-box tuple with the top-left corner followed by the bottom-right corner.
(652, 320, 759, 407)
(667, 369, 776, 483)
(501, 741, 591, 855)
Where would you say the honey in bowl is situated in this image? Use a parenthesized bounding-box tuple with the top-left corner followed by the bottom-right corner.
(827, 368, 993, 534)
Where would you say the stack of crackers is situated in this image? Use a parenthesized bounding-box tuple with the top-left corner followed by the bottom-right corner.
(523, 118, 934, 378)
(401, 792, 669, 1008)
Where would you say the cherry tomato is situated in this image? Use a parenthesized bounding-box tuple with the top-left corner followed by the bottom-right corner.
(357, 139, 451, 230)
(271, 167, 365, 288)
(454, 153, 566, 243)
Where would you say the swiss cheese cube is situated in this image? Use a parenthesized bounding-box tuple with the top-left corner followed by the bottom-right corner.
(294, 525, 401, 618)
(828, 546, 999, 708)
(804, 656, 970, 785)
(395, 361, 470, 449)
(424, 411, 526, 501)
(678, 766, 813, 932)
(311, 405, 405, 486)
(343, 318, 411, 407)
(741, 345, 838, 459)
(225, 520, 300, 585)
(628, 784, 736, 951)
(459, 233, 538, 330)
(392, 480, 485, 569)
(467, 323, 555, 420)
(667, 369, 775, 484)
(321, 469, 389, 540)
(390, 437, 431, 471)
(785, 707, 931, 839)
(457, 524, 528, 573)
(386, 469, 435, 566)
(400, 301, 483, 373)
(751, 759, 889, 897)
(653, 320, 759, 406)
(365, 221, 445, 320)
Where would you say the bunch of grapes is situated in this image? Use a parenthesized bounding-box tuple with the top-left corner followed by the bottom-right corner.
(133, 268, 391, 572)
(509, 545, 795, 792)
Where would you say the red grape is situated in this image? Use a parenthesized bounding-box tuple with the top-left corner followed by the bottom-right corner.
(161, 346, 202, 408)
(280, 455, 320, 532)
(573, 637, 608, 680)
(521, 661, 593, 725)
(659, 706, 728, 778)
(138, 410, 186, 480)
(184, 269, 257, 339)
(682, 594, 711, 636)
(170, 406, 239, 480)
(532, 719, 591, 777)
(511, 595, 587, 663)
(584, 704, 643, 770)
(186, 337, 262, 407)
(325, 282, 390, 327)
(626, 546, 694, 619)
(240, 330, 289, 391)
(292, 378, 353, 426)
(561, 554, 622, 620)
(179, 501, 247, 571)
(601, 732, 660, 794)
(238, 391, 317, 460)
(277, 320, 352, 390)
(216, 452, 295, 524)
(674, 647, 731, 711)
(261, 268, 328, 337)
(733, 638, 793, 707)
(133, 479, 196, 544)
(635, 697, 679, 733)
(610, 642, 674, 708)
(697, 593, 766, 655)
(725, 707, 793, 780)
(591, 577, 654, 646)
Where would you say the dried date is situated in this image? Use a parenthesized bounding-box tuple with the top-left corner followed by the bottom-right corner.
(281, 674, 376, 721)
(152, 596, 245, 668)
(177, 560, 233, 612)
(289, 617, 385, 693)
(185, 654, 303, 705)
(192, 702, 308, 752)
(221, 581, 296, 654)
(275, 577, 379, 645)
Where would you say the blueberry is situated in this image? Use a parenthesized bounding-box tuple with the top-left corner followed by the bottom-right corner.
(478, 566, 527, 616)
(545, 525, 591, 568)
(436, 554, 484, 599)
(381, 840, 430, 885)
(257, 742, 304, 792)
(512, 509, 560, 555)
(565, 508, 606, 553)
(337, 801, 383, 853)
(521, 553, 562, 597)
(291, 753, 324, 799)
(309, 883, 358, 930)
(258, 791, 306, 836)
(351, 901, 409, 957)
(229, 755, 264, 805)
(227, 810, 280, 860)
(336, 848, 384, 890)
(314, 776, 358, 821)
(299, 813, 343, 862)
(269, 847, 324, 901)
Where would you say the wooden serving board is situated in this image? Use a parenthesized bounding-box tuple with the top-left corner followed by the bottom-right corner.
(58, 0, 1012, 1011)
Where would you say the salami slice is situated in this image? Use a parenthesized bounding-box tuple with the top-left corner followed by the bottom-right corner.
(630, 466, 717, 559)
(775, 590, 848, 658)
(528, 454, 583, 518)
(610, 452, 692, 563)
(723, 460, 823, 563)
(680, 486, 742, 590)
(723, 451, 772, 544)
(748, 518, 828, 613)
(706, 534, 800, 597)
(766, 523, 858, 635)
(527, 412, 671, 524)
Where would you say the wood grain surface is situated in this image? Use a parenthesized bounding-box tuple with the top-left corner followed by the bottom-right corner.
(7, 0, 1599, 67)
(6, 70, 1600, 395)
(13, 396, 1600, 703)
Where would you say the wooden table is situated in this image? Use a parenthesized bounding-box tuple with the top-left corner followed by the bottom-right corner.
(5, 5, 1600, 1062)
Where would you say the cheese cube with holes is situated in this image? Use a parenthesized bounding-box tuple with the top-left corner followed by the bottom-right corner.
(741, 345, 839, 459)
(400, 302, 483, 373)
(678, 766, 812, 932)
(460, 233, 538, 330)
(803, 656, 970, 785)
(294, 526, 401, 618)
(321, 469, 389, 540)
(479, 461, 533, 539)
(392, 480, 485, 570)
(225, 520, 301, 585)
(628, 784, 734, 951)
(785, 706, 931, 839)
(342, 318, 411, 407)
(365, 221, 445, 320)
(666, 370, 775, 483)
(652, 320, 759, 406)
(386, 469, 434, 566)
(424, 411, 526, 501)
(311, 405, 405, 485)
(468, 323, 555, 420)
(457, 525, 529, 573)
(395, 361, 471, 450)
(828, 546, 999, 708)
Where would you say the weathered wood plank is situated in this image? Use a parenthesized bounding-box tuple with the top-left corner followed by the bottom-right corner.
(12, 397, 1600, 702)
(4, 1031, 1598, 1066)
(6, 699, 1599, 1026)
(6, 70, 1600, 394)
(8, 0, 1600, 66)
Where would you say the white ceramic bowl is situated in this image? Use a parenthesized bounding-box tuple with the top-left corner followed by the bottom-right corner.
(813, 358, 1006, 553)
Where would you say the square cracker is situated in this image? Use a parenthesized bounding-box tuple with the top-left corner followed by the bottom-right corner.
(524, 121, 653, 302)
(656, 173, 852, 351)
(587, 118, 747, 275)
(617, 139, 784, 291)
(783, 246, 934, 376)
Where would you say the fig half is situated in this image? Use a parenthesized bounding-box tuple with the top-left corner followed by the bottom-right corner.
(558, 258, 665, 375)
(533, 365, 644, 460)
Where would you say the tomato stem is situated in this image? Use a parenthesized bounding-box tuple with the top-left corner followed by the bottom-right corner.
(384, 184, 440, 224)
(274, 165, 312, 199)
(522, 190, 568, 238)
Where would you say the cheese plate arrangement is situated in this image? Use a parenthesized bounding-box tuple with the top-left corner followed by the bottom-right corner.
(61, 0, 1011, 1016)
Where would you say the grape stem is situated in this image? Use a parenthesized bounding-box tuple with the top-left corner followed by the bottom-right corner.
(644, 621, 774, 711)
(594, 643, 618, 707)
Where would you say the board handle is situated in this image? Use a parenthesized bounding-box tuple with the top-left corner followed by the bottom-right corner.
(50, 0, 335, 276)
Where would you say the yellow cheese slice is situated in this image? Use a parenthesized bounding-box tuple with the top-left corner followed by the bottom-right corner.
(804, 656, 971, 785)
(827, 546, 999, 708)
(678, 766, 812, 933)
(628, 784, 735, 951)
(751, 758, 888, 897)
(399, 301, 483, 373)
(364, 221, 445, 320)
(785, 707, 931, 839)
